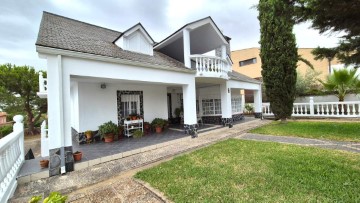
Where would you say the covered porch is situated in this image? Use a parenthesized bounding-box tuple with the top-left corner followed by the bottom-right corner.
(17, 117, 257, 182)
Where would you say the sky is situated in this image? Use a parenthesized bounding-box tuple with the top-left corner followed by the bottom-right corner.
(0, 0, 342, 70)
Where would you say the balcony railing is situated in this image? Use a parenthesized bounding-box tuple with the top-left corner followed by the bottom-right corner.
(263, 97, 360, 118)
(0, 115, 24, 203)
(37, 72, 47, 98)
(190, 55, 230, 79)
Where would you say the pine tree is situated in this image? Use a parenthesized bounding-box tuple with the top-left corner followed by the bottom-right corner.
(258, 0, 298, 121)
(294, 0, 360, 66)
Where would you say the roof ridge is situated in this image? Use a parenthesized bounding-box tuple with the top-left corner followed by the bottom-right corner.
(43, 11, 121, 34)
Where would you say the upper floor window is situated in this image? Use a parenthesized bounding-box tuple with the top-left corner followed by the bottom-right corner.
(239, 58, 257, 67)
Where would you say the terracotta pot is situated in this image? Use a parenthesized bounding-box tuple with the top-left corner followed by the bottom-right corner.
(104, 133, 114, 142)
(131, 116, 137, 120)
(73, 152, 82, 161)
(155, 126, 162, 133)
(40, 160, 49, 168)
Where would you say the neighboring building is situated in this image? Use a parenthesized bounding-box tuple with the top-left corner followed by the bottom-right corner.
(0, 112, 7, 124)
(231, 47, 340, 80)
(36, 12, 262, 175)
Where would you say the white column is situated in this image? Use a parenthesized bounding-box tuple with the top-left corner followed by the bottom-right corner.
(220, 82, 232, 118)
(47, 55, 64, 150)
(183, 28, 191, 68)
(253, 86, 262, 114)
(241, 92, 245, 113)
(182, 82, 197, 125)
(221, 44, 227, 60)
(62, 70, 72, 147)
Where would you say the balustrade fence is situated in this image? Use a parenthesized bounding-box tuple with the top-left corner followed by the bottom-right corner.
(263, 97, 360, 118)
(0, 115, 24, 203)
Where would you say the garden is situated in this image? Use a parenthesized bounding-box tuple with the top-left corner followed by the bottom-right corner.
(135, 119, 360, 202)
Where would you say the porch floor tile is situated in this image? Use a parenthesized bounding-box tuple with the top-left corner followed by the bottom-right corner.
(18, 121, 246, 177)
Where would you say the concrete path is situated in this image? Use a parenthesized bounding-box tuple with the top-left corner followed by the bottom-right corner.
(10, 119, 270, 202)
(237, 133, 360, 153)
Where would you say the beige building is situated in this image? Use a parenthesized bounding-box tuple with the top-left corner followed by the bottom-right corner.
(231, 47, 340, 80)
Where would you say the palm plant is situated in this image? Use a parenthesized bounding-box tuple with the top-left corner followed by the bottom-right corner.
(320, 68, 360, 101)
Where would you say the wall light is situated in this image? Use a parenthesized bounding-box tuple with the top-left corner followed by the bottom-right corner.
(100, 83, 106, 89)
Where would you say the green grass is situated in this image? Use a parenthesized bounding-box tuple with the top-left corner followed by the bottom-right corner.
(135, 139, 360, 202)
(250, 121, 360, 142)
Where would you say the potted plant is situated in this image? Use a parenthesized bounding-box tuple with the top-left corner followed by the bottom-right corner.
(151, 118, 165, 133)
(85, 130, 92, 140)
(73, 151, 82, 161)
(133, 130, 143, 138)
(39, 159, 49, 168)
(129, 112, 138, 120)
(98, 121, 118, 142)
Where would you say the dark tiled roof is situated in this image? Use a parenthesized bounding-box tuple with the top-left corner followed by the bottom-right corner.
(36, 12, 188, 70)
(228, 71, 262, 84)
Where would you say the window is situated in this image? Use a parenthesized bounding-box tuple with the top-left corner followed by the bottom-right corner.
(231, 97, 242, 113)
(239, 58, 257, 67)
(120, 95, 140, 117)
(202, 99, 222, 115)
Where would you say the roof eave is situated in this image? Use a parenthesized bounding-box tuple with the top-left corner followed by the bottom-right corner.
(36, 45, 195, 74)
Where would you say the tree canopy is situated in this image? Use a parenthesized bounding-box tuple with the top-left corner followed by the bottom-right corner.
(0, 64, 47, 134)
(294, 0, 360, 66)
(259, 0, 298, 121)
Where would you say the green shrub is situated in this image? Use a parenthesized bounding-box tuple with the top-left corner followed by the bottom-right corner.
(133, 130, 143, 138)
(0, 125, 12, 138)
(244, 104, 254, 113)
(151, 118, 166, 128)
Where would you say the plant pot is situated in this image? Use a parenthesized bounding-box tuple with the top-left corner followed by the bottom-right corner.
(155, 126, 162, 133)
(85, 132, 92, 140)
(40, 160, 49, 168)
(73, 152, 82, 161)
(104, 133, 114, 142)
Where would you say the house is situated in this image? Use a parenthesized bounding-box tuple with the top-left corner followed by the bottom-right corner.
(231, 47, 342, 102)
(0, 112, 7, 125)
(36, 12, 262, 176)
(231, 47, 341, 80)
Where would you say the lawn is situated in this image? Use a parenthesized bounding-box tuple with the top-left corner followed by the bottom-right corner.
(249, 121, 360, 142)
(135, 139, 360, 202)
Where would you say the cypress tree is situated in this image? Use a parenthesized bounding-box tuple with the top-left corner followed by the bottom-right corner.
(258, 0, 298, 121)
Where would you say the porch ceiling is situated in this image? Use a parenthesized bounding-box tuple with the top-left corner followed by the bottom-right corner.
(157, 24, 226, 63)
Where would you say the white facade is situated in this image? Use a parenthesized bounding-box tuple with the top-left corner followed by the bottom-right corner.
(36, 14, 262, 160)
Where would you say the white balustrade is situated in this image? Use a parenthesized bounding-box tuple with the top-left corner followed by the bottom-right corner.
(262, 98, 360, 118)
(37, 72, 48, 98)
(190, 55, 230, 78)
(0, 115, 24, 203)
(39, 72, 47, 92)
(41, 120, 49, 157)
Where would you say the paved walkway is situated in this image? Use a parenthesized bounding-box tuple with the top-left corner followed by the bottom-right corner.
(10, 119, 270, 202)
(237, 133, 360, 153)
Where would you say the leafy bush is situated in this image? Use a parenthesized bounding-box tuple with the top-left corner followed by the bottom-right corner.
(244, 104, 254, 113)
(296, 68, 322, 96)
(98, 121, 118, 138)
(151, 118, 166, 128)
(133, 130, 143, 138)
(0, 125, 12, 138)
(29, 191, 67, 203)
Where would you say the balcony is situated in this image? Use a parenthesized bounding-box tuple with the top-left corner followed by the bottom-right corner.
(37, 72, 47, 98)
(191, 55, 230, 79)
